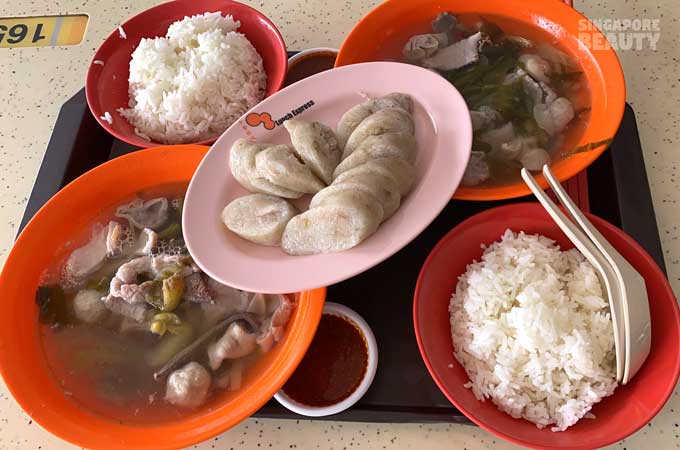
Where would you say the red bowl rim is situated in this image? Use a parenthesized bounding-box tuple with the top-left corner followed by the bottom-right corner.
(85, 0, 288, 148)
(413, 202, 680, 449)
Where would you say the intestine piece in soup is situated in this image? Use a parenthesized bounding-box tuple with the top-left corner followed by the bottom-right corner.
(200, 280, 252, 326)
(108, 254, 194, 304)
(421, 32, 483, 71)
(402, 33, 449, 61)
(533, 97, 575, 136)
(256, 294, 295, 352)
(207, 321, 258, 370)
(470, 106, 501, 132)
(518, 54, 552, 83)
(461, 151, 491, 187)
(64, 223, 109, 282)
(115, 197, 169, 230)
(479, 122, 516, 153)
(107, 222, 158, 259)
(102, 294, 152, 322)
(183, 273, 215, 303)
(247, 293, 267, 316)
(519, 147, 551, 171)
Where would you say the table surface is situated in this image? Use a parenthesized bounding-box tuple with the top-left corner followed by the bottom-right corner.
(1, 0, 679, 449)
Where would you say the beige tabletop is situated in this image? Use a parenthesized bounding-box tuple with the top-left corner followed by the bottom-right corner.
(1, 0, 678, 449)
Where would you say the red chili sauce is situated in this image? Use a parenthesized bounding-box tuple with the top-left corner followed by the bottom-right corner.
(284, 51, 337, 86)
(281, 313, 368, 406)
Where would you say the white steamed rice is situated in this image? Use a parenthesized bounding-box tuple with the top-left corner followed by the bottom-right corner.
(118, 12, 267, 144)
(449, 229, 617, 432)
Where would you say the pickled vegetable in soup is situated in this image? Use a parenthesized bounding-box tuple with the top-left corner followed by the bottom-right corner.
(389, 12, 592, 186)
(36, 183, 295, 423)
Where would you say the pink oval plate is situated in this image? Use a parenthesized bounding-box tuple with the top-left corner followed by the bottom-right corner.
(183, 61, 472, 293)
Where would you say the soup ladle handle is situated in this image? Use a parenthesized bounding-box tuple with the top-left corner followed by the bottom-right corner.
(153, 312, 260, 381)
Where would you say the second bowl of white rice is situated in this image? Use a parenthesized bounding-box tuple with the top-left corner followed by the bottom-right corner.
(410, 202, 672, 449)
(449, 229, 617, 432)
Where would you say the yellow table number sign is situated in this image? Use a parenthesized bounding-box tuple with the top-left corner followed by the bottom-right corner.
(0, 14, 88, 48)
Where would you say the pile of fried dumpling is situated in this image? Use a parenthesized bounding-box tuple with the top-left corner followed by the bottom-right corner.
(222, 92, 417, 255)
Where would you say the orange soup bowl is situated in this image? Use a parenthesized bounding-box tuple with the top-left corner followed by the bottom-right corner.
(0, 145, 325, 450)
(336, 0, 626, 201)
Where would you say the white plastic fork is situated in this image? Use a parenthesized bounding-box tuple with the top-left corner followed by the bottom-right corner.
(540, 165, 650, 384)
(521, 167, 626, 383)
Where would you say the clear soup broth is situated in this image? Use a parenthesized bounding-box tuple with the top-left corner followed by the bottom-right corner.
(378, 13, 592, 187)
(37, 183, 294, 423)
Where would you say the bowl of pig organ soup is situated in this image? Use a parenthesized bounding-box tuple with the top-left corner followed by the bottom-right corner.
(37, 184, 301, 417)
(0, 145, 325, 450)
(336, 0, 626, 200)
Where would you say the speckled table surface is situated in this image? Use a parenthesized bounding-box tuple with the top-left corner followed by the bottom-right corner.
(0, 0, 678, 449)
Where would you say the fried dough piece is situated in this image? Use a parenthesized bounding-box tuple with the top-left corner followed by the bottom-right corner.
(310, 185, 385, 223)
(334, 159, 415, 196)
(222, 194, 298, 246)
(333, 132, 417, 179)
(284, 119, 341, 185)
(281, 204, 380, 255)
(336, 93, 413, 148)
(255, 144, 325, 194)
(342, 107, 415, 159)
(229, 138, 303, 199)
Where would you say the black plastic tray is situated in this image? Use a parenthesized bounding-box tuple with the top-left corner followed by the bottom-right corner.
(20, 85, 664, 424)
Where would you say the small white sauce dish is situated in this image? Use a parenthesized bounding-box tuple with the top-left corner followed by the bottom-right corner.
(287, 47, 338, 66)
(273, 302, 378, 417)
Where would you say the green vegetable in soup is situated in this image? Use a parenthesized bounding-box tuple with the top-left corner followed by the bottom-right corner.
(472, 137, 492, 153)
(173, 198, 184, 215)
(161, 274, 184, 312)
(147, 321, 194, 368)
(149, 312, 183, 336)
(563, 138, 614, 158)
(158, 262, 185, 279)
(143, 280, 164, 310)
(73, 345, 125, 369)
(157, 223, 182, 240)
(36, 285, 70, 325)
(85, 275, 113, 293)
(550, 69, 583, 95)
(514, 118, 550, 147)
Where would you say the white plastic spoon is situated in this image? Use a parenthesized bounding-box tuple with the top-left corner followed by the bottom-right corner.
(541, 165, 650, 384)
(521, 168, 625, 383)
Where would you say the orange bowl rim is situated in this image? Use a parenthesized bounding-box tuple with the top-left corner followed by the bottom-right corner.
(336, 0, 627, 201)
(0, 145, 325, 449)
